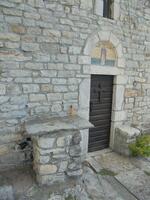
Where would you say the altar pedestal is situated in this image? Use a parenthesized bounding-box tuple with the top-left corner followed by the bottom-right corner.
(24, 115, 93, 185)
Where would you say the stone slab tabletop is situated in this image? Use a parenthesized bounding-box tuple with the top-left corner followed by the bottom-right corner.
(24, 115, 93, 136)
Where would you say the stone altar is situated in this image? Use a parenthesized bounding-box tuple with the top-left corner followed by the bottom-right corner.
(24, 115, 93, 185)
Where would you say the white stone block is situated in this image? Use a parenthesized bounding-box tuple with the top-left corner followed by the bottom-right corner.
(80, 129, 89, 158)
(47, 93, 62, 101)
(51, 103, 62, 112)
(23, 84, 40, 93)
(29, 94, 46, 102)
(113, 2, 120, 20)
(84, 34, 99, 55)
(112, 111, 127, 122)
(116, 44, 123, 58)
(112, 85, 125, 111)
(98, 31, 111, 41)
(79, 79, 90, 109)
(94, 0, 103, 16)
(37, 137, 55, 149)
(114, 75, 128, 85)
(78, 56, 91, 65)
(57, 137, 65, 147)
(117, 58, 126, 68)
(110, 33, 120, 47)
(80, 0, 93, 10)
(38, 164, 57, 175)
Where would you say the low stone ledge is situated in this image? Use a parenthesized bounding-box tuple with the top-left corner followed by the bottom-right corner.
(137, 123, 150, 134)
(113, 126, 141, 156)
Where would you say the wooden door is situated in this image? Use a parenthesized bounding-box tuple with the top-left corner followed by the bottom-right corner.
(88, 75, 113, 152)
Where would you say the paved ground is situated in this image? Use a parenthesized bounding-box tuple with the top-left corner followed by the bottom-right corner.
(0, 150, 150, 200)
(89, 149, 150, 200)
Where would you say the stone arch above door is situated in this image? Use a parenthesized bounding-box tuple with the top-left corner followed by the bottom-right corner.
(83, 31, 125, 69)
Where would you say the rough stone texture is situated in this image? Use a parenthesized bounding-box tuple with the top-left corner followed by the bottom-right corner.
(25, 115, 93, 136)
(116, 169, 150, 200)
(1, 153, 150, 200)
(113, 126, 141, 156)
(33, 130, 83, 185)
(0, 185, 15, 200)
(28, 115, 91, 185)
(0, 0, 150, 165)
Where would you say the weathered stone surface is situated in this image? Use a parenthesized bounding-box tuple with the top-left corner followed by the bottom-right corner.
(69, 145, 81, 157)
(11, 24, 26, 34)
(23, 84, 40, 93)
(0, 50, 32, 61)
(116, 169, 150, 200)
(37, 137, 55, 149)
(36, 173, 65, 185)
(0, 185, 14, 200)
(38, 164, 57, 175)
(113, 126, 141, 156)
(0, 84, 6, 95)
(36, 155, 50, 164)
(25, 115, 93, 136)
(81, 167, 105, 199)
(0, 96, 9, 104)
(72, 132, 81, 145)
(0, 0, 150, 174)
(67, 169, 83, 177)
(21, 43, 39, 52)
(59, 161, 68, 172)
(51, 104, 62, 112)
(115, 126, 140, 139)
(57, 137, 65, 147)
(0, 33, 20, 42)
(47, 93, 62, 101)
(29, 94, 46, 102)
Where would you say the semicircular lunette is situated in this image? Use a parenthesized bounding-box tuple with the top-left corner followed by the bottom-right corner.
(91, 41, 117, 67)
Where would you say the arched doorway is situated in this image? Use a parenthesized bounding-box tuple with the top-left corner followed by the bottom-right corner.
(79, 31, 127, 154)
(89, 41, 117, 152)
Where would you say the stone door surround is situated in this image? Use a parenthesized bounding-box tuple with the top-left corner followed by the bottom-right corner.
(24, 114, 93, 185)
(79, 30, 127, 152)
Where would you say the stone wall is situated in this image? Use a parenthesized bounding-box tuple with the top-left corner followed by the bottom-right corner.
(33, 130, 82, 185)
(0, 0, 150, 164)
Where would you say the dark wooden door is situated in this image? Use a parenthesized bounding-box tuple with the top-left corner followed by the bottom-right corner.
(88, 75, 113, 152)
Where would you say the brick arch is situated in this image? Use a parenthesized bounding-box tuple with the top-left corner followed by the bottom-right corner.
(84, 31, 125, 68)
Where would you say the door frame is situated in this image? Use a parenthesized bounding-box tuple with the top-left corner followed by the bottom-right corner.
(78, 31, 127, 157)
(88, 74, 114, 152)
(79, 66, 126, 156)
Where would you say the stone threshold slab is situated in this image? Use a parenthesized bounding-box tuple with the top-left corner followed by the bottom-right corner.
(24, 115, 93, 136)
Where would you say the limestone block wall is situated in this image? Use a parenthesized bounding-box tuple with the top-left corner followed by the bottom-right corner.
(0, 0, 150, 164)
(33, 130, 83, 185)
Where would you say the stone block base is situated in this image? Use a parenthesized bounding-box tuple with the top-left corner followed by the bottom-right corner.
(33, 130, 83, 185)
(113, 126, 141, 156)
